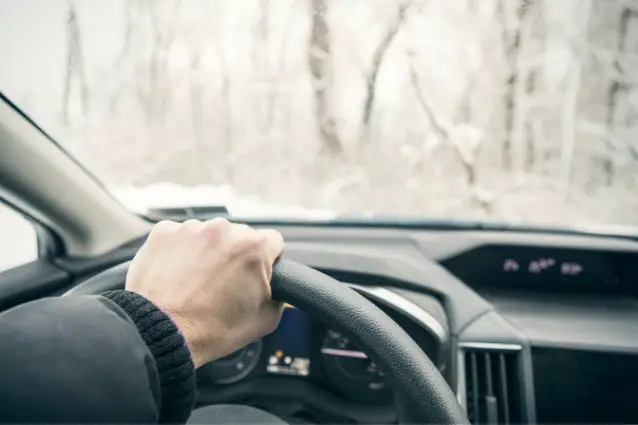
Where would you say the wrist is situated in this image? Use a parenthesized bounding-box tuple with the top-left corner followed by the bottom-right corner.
(100, 290, 196, 423)
(164, 312, 207, 368)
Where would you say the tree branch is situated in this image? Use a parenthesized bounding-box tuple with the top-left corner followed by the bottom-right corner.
(407, 53, 481, 185)
(407, 53, 451, 141)
(361, 1, 412, 129)
(308, 0, 343, 156)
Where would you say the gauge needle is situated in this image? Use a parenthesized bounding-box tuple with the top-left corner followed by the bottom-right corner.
(321, 348, 368, 359)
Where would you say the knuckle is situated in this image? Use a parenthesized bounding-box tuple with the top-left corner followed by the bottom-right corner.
(154, 220, 175, 230)
(209, 217, 231, 228)
(182, 219, 202, 230)
(261, 228, 284, 245)
(232, 230, 265, 253)
(247, 231, 268, 249)
(150, 220, 178, 237)
(202, 217, 231, 239)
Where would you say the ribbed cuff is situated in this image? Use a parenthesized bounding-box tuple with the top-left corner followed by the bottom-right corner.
(101, 290, 196, 424)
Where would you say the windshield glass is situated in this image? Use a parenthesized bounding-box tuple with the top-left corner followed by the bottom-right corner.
(1, 1, 637, 227)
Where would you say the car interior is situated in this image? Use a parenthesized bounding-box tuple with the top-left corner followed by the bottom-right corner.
(1, 94, 638, 425)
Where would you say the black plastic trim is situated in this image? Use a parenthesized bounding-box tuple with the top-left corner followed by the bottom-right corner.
(0, 197, 64, 259)
(0, 260, 70, 311)
(196, 376, 396, 424)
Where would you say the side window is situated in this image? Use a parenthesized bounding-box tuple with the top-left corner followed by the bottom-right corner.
(0, 203, 38, 273)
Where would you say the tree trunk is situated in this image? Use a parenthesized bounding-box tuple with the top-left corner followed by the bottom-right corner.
(605, 6, 636, 186)
(213, 42, 234, 183)
(407, 56, 479, 187)
(136, 2, 177, 129)
(360, 2, 410, 142)
(498, 0, 530, 170)
(308, 0, 343, 156)
(62, 3, 88, 125)
(110, 1, 134, 116)
(254, 0, 272, 133)
(524, 70, 538, 171)
(560, 59, 582, 194)
(190, 48, 204, 147)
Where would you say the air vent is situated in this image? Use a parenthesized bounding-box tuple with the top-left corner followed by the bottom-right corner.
(463, 347, 522, 425)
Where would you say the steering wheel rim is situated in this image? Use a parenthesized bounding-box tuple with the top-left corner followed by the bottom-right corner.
(65, 258, 468, 424)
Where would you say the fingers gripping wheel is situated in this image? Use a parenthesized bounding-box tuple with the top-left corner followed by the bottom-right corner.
(65, 259, 469, 425)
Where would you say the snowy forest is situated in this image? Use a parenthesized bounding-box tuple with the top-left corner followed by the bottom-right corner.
(18, 0, 638, 226)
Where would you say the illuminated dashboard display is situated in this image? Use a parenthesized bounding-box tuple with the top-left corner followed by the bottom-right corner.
(442, 245, 627, 293)
(502, 256, 585, 276)
(266, 305, 311, 377)
(494, 249, 617, 288)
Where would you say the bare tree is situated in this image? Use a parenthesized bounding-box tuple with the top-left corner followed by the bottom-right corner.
(558, 0, 592, 193)
(359, 1, 412, 141)
(604, 4, 638, 185)
(497, 0, 532, 170)
(189, 45, 204, 147)
(407, 53, 483, 187)
(524, 70, 539, 171)
(308, 0, 343, 156)
(211, 40, 235, 183)
(135, 1, 180, 127)
(559, 58, 582, 193)
(272, 2, 299, 133)
(109, 1, 135, 116)
(62, 2, 88, 125)
(253, 0, 273, 132)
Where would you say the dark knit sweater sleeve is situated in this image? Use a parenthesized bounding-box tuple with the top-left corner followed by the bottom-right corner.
(101, 290, 196, 424)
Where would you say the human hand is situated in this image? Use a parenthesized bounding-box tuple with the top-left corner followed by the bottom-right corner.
(125, 218, 284, 368)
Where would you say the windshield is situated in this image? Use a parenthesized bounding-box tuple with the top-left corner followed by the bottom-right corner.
(1, 1, 637, 227)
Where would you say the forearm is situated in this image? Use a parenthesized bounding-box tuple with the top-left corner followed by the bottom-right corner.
(0, 293, 195, 424)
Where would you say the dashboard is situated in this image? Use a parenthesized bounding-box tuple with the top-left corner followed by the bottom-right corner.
(198, 305, 394, 405)
(262, 226, 638, 424)
(41, 223, 638, 424)
(196, 293, 445, 421)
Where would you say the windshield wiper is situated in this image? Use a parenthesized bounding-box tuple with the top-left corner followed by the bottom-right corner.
(146, 205, 229, 221)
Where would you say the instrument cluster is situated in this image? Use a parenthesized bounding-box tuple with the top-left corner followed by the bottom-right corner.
(198, 305, 418, 405)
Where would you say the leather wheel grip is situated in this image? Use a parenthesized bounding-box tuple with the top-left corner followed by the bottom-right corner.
(65, 258, 469, 424)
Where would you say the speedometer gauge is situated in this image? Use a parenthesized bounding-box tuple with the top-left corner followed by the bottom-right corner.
(321, 330, 391, 404)
(200, 340, 262, 384)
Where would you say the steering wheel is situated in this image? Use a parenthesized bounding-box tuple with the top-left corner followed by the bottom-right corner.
(65, 258, 468, 424)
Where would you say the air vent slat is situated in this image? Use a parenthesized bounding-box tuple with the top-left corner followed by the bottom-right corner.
(463, 348, 521, 425)
(498, 354, 511, 424)
(470, 352, 480, 423)
(485, 353, 493, 395)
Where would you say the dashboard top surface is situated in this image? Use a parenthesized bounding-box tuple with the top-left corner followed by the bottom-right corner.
(268, 225, 638, 353)
(484, 293, 638, 352)
(47, 223, 638, 357)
